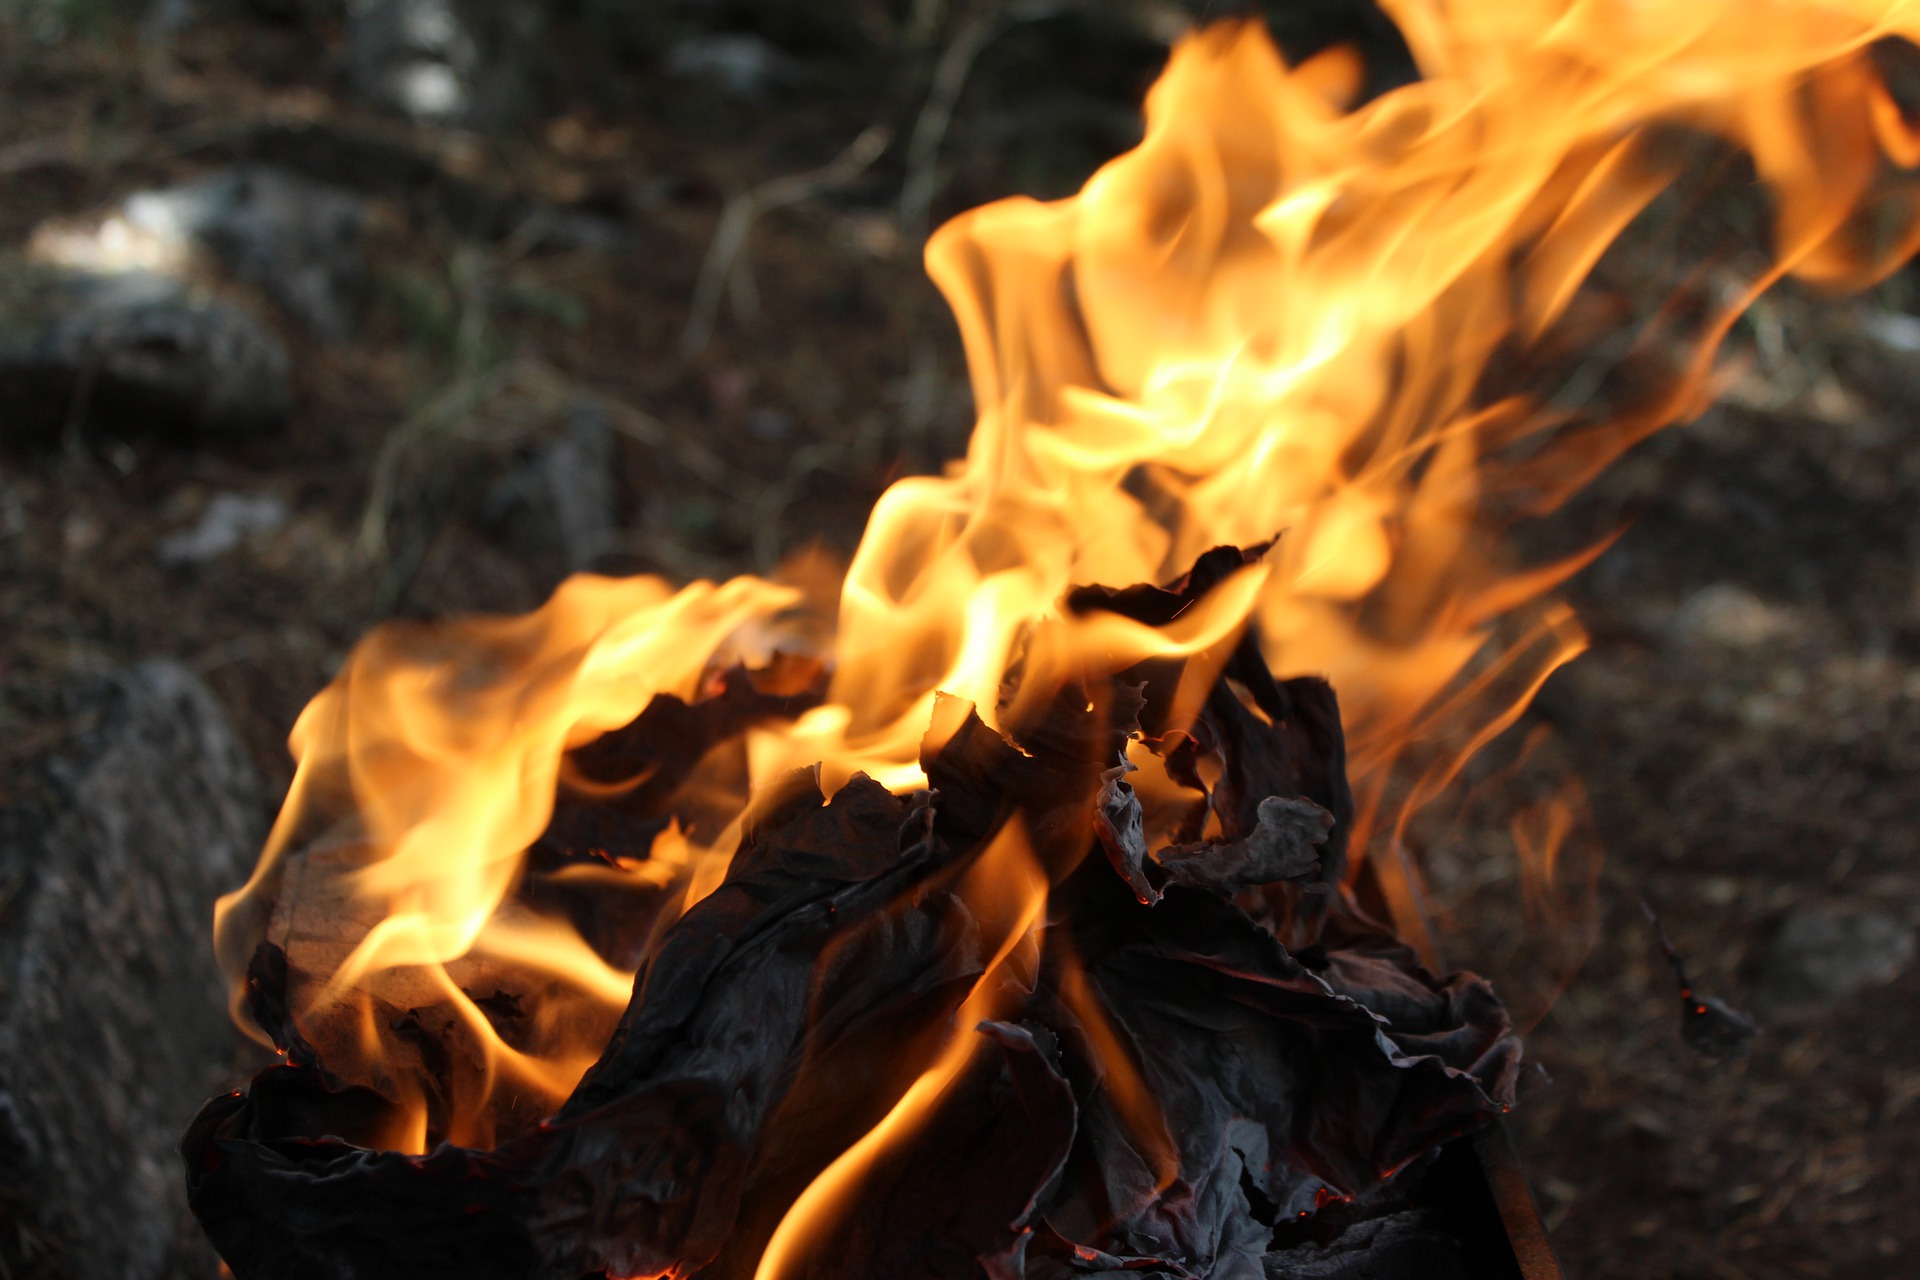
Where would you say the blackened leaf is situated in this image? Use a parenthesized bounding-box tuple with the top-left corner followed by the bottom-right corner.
(1067, 544, 1353, 942)
(1315, 913, 1524, 1088)
(921, 692, 1113, 879)
(184, 1073, 532, 1280)
(535, 662, 826, 866)
(241, 941, 316, 1065)
(758, 1019, 1077, 1280)
(1639, 898, 1759, 1060)
(1158, 795, 1333, 896)
(1681, 995, 1759, 1059)
(1032, 862, 1516, 1278)
(1063, 542, 1274, 630)
(1260, 1209, 1474, 1279)
(1093, 760, 1161, 906)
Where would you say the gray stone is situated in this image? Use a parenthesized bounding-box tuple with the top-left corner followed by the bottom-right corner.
(1667, 583, 1795, 649)
(1753, 903, 1916, 1018)
(0, 259, 290, 447)
(482, 401, 617, 574)
(0, 661, 268, 1280)
(157, 492, 291, 566)
(664, 33, 796, 99)
(124, 166, 368, 340)
(346, 0, 543, 130)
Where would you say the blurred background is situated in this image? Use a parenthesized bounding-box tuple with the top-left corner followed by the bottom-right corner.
(0, 2, 1915, 1278)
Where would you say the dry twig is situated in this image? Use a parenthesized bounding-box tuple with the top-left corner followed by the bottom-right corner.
(899, 0, 1069, 246)
(680, 125, 893, 356)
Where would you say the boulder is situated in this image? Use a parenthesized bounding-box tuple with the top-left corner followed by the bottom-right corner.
(482, 400, 617, 576)
(123, 166, 369, 340)
(0, 260, 290, 448)
(1752, 903, 1916, 1019)
(0, 662, 268, 1280)
(158, 492, 292, 567)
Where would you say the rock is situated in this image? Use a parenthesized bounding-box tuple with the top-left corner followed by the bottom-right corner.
(520, 208, 635, 255)
(1752, 904, 1916, 1018)
(1667, 583, 1795, 649)
(1859, 308, 1920, 354)
(482, 401, 617, 575)
(664, 33, 796, 99)
(0, 259, 290, 447)
(158, 492, 291, 566)
(123, 167, 368, 340)
(0, 661, 268, 1280)
(346, 0, 543, 130)
(746, 406, 794, 441)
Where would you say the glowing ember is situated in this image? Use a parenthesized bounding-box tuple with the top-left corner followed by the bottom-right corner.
(194, 2, 1920, 1276)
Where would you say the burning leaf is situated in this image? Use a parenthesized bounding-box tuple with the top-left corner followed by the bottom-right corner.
(1641, 898, 1760, 1060)
(1092, 757, 1160, 906)
(186, 579, 1518, 1279)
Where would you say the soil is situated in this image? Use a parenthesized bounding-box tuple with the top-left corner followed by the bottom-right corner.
(1499, 342, 1920, 1279)
(0, 6, 1915, 1280)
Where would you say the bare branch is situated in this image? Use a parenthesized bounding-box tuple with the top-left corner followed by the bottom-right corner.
(899, 0, 1069, 247)
(680, 125, 893, 356)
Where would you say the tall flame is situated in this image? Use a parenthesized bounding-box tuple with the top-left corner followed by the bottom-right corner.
(218, 0, 1920, 1151)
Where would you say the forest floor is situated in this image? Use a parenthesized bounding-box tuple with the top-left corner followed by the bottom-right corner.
(1, 8, 1916, 1279)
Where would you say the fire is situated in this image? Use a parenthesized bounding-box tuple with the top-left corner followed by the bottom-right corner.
(218, 0, 1920, 1206)
(751, 818, 1048, 1280)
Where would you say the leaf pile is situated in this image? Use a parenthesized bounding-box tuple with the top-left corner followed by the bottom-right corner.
(184, 547, 1521, 1280)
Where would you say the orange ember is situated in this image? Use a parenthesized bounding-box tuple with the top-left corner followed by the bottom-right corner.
(216, 0, 1920, 1213)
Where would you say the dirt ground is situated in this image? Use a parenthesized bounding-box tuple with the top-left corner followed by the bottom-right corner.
(1494, 327, 1920, 1279)
(1, 6, 1915, 1280)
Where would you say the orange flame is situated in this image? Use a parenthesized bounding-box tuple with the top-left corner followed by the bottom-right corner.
(751, 819, 1048, 1280)
(219, 0, 1920, 1170)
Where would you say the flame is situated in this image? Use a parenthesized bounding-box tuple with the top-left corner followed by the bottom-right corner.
(220, 0, 1920, 1182)
(751, 819, 1048, 1280)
